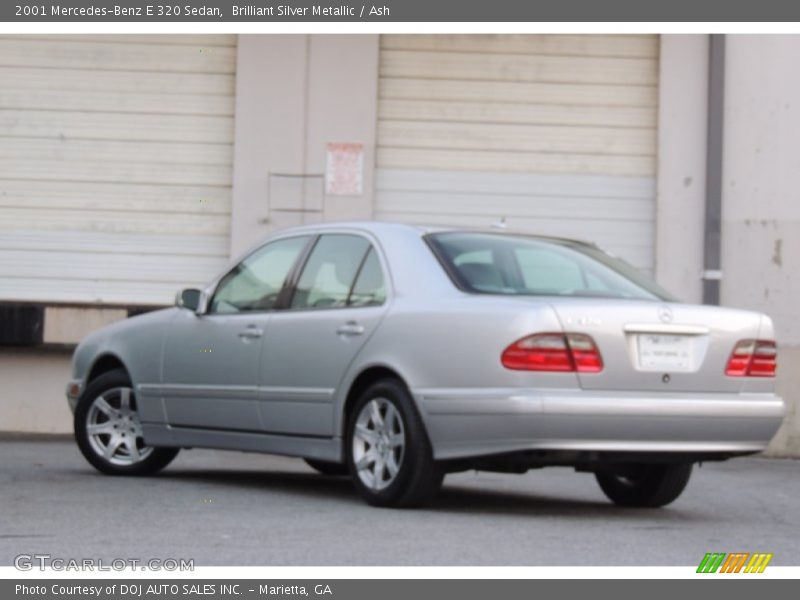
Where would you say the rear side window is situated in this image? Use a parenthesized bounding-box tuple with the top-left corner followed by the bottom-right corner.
(427, 232, 673, 301)
(291, 234, 386, 310)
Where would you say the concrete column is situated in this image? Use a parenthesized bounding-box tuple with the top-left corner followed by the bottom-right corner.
(721, 36, 800, 341)
(229, 35, 380, 257)
(721, 35, 800, 455)
(654, 35, 709, 303)
(306, 35, 380, 225)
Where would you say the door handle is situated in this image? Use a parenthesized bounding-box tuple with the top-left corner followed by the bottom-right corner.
(238, 325, 264, 340)
(337, 321, 365, 336)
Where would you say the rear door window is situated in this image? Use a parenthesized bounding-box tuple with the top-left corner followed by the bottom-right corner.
(291, 234, 373, 309)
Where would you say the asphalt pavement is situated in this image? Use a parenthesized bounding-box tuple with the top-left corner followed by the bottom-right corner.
(1, 435, 798, 566)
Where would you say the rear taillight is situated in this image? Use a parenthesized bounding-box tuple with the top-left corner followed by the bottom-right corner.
(501, 333, 603, 373)
(725, 339, 777, 377)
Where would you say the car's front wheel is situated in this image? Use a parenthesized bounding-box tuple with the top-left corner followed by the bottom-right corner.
(74, 369, 179, 476)
(346, 378, 443, 507)
(595, 463, 693, 507)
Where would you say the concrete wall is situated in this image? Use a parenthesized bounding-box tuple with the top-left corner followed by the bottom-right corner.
(1, 306, 127, 434)
(654, 35, 708, 303)
(721, 35, 800, 455)
(771, 347, 800, 455)
(229, 34, 379, 257)
(0, 348, 72, 433)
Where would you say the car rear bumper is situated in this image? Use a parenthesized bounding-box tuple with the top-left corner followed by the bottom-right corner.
(415, 388, 785, 460)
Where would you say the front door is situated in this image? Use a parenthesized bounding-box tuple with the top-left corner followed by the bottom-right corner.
(161, 235, 312, 431)
(258, 234, 389, 437)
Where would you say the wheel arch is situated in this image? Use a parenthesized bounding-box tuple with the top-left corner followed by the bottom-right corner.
(339, 364, 415, 438)
(86, 353, 131, 384)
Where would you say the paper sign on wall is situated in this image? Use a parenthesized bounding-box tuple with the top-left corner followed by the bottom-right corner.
(325, 142, 364, 196)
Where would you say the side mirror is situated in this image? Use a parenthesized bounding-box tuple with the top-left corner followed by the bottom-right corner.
(176, 288, 203, 312)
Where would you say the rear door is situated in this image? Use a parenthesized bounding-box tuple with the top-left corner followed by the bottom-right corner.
(550, 299, 763, 393)
(258, 234, 389, 437)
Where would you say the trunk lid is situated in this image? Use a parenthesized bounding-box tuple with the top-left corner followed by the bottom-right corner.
(549, 299, 765, 393)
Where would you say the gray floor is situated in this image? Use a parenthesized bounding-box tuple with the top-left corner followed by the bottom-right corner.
(1, 436, 798, 566)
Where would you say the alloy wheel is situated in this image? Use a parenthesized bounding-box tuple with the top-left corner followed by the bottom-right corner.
(85, 387, 153, 466)
(352, 397, 406, 491)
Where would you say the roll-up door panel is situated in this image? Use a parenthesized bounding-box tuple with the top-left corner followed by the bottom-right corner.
(376, 34, 659, 275)
(0, 35, 237, 305)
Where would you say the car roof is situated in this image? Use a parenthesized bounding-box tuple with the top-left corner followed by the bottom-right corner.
(271, 220, 594, 247)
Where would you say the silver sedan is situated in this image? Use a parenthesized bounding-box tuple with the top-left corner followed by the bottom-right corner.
(66, 222, 784, 508)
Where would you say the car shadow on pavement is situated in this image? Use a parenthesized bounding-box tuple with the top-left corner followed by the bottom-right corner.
(149, 468, 700, 520)
(432, 484, 696, 520)
(162, 468, 357, 500)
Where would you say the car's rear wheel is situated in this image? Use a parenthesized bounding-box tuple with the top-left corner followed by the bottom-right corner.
(346, 378, 443, 507)
(74, 369, 179, 476)
(304, 458, 349, 476)
(595, 463, 693, 507)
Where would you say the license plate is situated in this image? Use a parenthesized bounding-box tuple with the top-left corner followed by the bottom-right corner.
(637, 334, 693, 371)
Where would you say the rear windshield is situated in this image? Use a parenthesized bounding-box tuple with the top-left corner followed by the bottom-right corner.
(427, 232, 674, 301)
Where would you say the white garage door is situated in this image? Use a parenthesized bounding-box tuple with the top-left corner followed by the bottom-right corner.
(0, 35, 236, 305)
(376, 35, 659, 274)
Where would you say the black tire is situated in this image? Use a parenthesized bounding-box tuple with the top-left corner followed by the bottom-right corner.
(74, 368, 179, 476)
(595, 463, 693, 508)
(346, 378, 444, 508)
(305, 458, 349, 476)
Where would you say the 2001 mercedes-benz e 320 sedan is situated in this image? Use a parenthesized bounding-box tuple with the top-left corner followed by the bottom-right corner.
(66, 222, 784, 508)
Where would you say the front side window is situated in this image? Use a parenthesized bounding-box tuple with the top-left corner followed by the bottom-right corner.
(291, 235, 385, 309)
(427, 232, 673, 301)
(209, 236, 310, 314)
